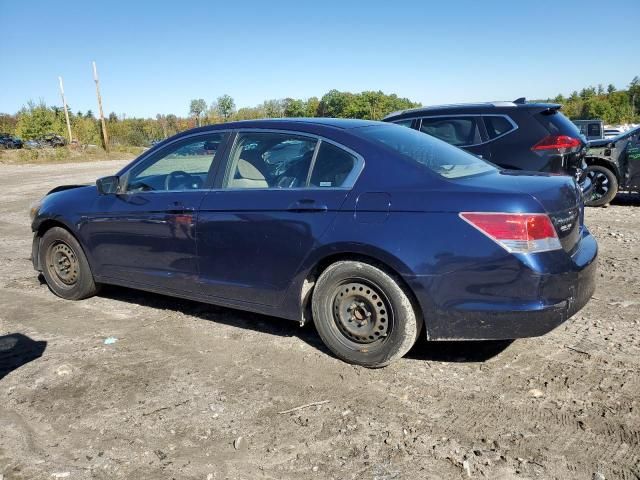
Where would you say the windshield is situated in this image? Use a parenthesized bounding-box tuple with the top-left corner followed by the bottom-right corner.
(356, 124, 496, 179)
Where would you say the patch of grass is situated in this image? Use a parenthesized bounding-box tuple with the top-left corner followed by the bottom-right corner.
(0, 145, 143, 165)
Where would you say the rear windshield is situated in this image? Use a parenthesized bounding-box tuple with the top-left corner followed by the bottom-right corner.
(356, 124, 496, 179)
(537, 110, 583, 137)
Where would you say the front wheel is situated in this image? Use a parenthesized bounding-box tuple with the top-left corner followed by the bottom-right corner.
(39, 227, 99, 300)
(585, 165, 618, 207)
(311, 261, 422, 368)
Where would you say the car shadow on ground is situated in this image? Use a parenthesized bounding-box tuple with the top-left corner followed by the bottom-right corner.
(0, 333, 47, 380)
(98, 285, 512, 364)
(612, 192, 640, 206)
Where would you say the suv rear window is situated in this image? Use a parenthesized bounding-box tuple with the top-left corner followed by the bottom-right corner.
(357, 124, 496, 179)
(536, 110, 582, 137)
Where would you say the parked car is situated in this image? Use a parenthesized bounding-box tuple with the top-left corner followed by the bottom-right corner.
(0, 133, 23, 149)
(39, 133, 66, 148)
(573, 119, 604, 140)
(604, 128, 624, 139)
(383, 99, 590, 192)
(584, 125, 640, 206)
(29, 119, 597, 367)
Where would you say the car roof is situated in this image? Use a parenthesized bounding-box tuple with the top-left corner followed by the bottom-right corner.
(383, 100, 561, 121)
(191, 118, 382, 132)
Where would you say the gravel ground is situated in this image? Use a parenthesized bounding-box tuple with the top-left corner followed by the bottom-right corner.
(0, 160, 638, 480)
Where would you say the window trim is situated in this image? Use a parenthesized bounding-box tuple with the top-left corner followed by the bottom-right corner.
(392, 114, 518, 147)
(219, 129, 365, 191)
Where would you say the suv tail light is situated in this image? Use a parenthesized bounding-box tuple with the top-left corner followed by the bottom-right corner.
(531, 135, 582, 152)
(460, 212, 561, 253)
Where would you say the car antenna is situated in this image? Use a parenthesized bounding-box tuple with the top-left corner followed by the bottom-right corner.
(513, 97, 527, 105)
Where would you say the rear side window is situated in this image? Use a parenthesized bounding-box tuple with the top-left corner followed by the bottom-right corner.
(358, 124, 496, 179)
(484, 116, 515, 139)
(587, 123, 602, 137)
(419, 116, 481, 146)
(309, 142, 358, 188)
(536, 110, 582, 137)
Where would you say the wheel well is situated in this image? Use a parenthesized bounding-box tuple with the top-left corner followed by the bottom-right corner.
(301, 253, 425, 334)
(33, 220, 82, 271)
(585, 156, 620, 181)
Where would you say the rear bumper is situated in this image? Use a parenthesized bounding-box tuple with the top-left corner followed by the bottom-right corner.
(410, 230, 598, 341)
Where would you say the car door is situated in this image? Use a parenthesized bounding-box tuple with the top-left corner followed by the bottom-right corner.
(624, 130, 640, 189)
(417, 115, 492, 160)
(196, 130, 363, 307)
(84, 132, 229, 292)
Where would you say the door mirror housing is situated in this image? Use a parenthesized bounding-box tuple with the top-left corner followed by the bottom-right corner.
(96, 175, 120, 195)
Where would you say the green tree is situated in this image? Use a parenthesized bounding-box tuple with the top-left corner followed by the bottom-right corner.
(189, 99, 207, 126)
(215, 94, 236, 120)
(607, 84, 616, 94)
(283, 98, 306, 117)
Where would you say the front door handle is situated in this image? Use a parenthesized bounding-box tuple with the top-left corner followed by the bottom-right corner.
(167, 201, 195, 214)
(287, 199, 328, 212)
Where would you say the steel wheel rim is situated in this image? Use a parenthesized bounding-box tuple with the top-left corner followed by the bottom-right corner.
(588, 170, 610, 199)
(331, 280, 393, 347)
(47, 241, 79, 286)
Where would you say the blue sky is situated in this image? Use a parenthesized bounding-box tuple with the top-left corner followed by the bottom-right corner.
(2, 0, 638, 118)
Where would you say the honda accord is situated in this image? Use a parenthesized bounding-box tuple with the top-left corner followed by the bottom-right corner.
(30, 119, 597, 367)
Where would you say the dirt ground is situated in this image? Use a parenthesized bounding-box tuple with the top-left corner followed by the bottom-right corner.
(0, 160, 638, 480)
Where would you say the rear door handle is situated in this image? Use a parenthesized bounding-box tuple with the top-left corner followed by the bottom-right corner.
(287, 199, 328, 212)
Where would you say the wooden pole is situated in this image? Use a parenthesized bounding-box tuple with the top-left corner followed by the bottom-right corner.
(58, 76, 73, 144)
(92, 61, 109, 151)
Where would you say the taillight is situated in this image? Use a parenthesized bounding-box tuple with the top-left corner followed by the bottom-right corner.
(531, 135, 581, 152)
(460, 212, 561, 253)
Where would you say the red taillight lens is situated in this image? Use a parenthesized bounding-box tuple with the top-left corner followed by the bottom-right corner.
(531, 135, 581, 151)
(460, 212, 561, 253)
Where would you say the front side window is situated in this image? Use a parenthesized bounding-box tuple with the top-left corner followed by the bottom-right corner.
(357, 124, 496, 179)
(393, 119, 413, 128)
(419, 116, 481, 146)
(124, 134, 224, 192)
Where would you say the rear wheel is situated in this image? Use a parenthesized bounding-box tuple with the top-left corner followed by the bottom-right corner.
(586, 165, 618, 207)
(39, 227, 99, 300)
(311, 261, 421, 368)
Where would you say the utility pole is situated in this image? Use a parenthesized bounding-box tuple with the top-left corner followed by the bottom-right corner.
(92, 61, 109, 151)
(58, 76, 73, 144)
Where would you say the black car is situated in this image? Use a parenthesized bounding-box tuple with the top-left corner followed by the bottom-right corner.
(39, 133, 66, 148)
(0, 133, 23, 149)
(584, 126, 640, 206)
(383, 98, 588, 185)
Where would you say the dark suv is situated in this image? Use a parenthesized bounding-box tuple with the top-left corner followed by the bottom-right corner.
(584, 126, 640, 206)
(383, 99, 588, 187)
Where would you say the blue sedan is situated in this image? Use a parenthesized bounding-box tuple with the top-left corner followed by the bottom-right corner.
(30, 119, 597, 367)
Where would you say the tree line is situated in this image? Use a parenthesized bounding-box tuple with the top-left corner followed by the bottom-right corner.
(2, 77, 638, 149)
(543, 76, 640, 125)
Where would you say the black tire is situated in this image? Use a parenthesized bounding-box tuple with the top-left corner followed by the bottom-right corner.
(586, 165, 618, 207)
(311, 261, 422, 368)
(39, 226, 99, 300)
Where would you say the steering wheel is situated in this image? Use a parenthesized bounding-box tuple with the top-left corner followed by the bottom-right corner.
(165, 170, 193, 191)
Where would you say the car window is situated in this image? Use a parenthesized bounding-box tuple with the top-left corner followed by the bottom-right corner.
(484, 116, 515, 139)
(225, 132, 317, 189)
(419, 116, 481, 146)
(587, 123, 602, 137)
(124, 134, 224, 192)
(309, 141, 358, 188)
(357, 124, 496, 179)
(393, 119, 413, 128)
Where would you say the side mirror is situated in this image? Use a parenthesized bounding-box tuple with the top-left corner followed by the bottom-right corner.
(96, 175, 120, 195)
